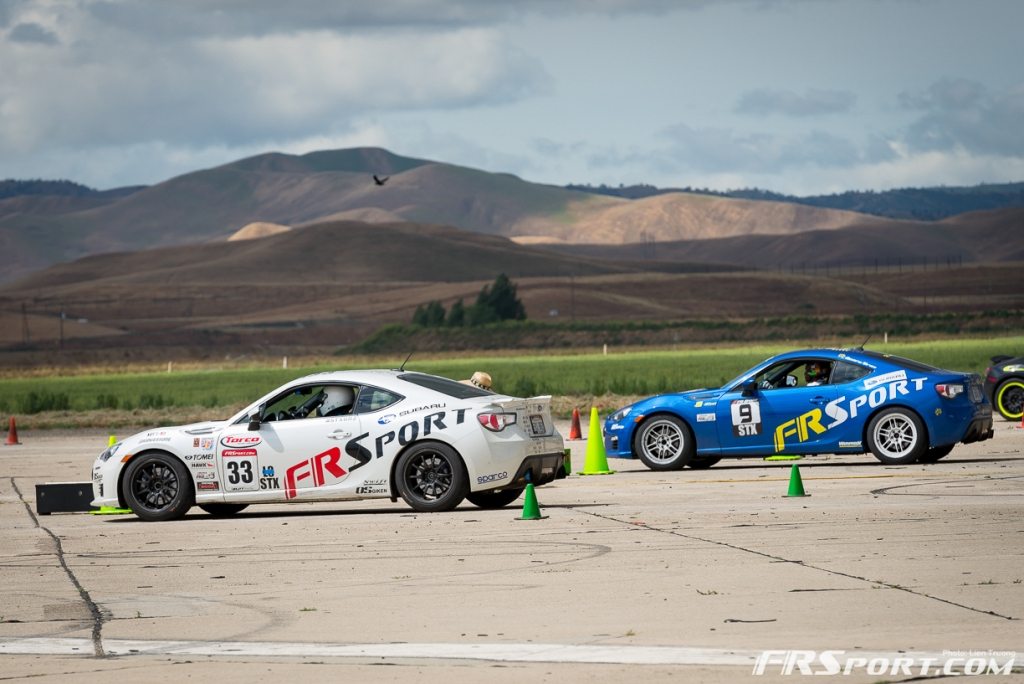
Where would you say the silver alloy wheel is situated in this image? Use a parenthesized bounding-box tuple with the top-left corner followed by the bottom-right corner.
(640, 418, 685, 465)
(871, 412, 918, 459)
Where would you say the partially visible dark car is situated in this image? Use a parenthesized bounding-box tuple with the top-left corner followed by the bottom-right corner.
(984, 355, 1024, 421)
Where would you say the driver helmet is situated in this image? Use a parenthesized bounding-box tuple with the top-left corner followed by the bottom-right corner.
(805, 362, 829, 383)
(321, 386, 355, 415)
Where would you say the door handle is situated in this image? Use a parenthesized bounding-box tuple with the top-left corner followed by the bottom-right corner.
(809, 396, 829, 406)
(328, 430, 352, 440)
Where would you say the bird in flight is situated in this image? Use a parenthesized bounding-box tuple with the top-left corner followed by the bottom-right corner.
(373, 174, 389, 186)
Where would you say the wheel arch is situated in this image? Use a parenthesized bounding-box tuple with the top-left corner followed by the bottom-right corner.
(630, 411, 694, 457)
(117, 449, 194, 508)
(860, 403, 931, 449)
(387, 438, 467, 500)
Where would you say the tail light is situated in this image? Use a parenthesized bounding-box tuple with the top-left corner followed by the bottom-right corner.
(935, 383, 965, 399)
(477, 412, 517, 432)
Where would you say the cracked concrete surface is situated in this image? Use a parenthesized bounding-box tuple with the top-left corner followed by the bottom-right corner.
(1, 421, 1022, 682)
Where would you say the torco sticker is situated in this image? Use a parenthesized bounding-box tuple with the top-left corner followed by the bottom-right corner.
(731, 399, 761, 437)
(220, 435, 262, 449)
(696, 413, 716, 423)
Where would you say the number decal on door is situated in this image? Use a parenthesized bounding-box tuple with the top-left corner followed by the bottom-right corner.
(222, 453, 259, 492)
(730, 399, 762, 437)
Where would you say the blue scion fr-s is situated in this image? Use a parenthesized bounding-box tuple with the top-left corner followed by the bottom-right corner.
(604, 348, 994, 470)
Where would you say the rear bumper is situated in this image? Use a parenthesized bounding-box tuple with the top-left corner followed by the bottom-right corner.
(961, 416, 994, 444)
(509, 452, 567, 487)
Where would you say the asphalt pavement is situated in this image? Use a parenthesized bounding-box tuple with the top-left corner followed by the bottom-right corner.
(1, 418, 1022, 682)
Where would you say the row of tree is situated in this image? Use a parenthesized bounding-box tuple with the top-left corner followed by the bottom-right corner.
(412, 273, 526, 327)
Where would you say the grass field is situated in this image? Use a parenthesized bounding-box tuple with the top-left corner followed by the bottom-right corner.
(1, 336, 1020, 429)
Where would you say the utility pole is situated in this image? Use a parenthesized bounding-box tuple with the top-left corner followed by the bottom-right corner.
(21, 302, 29, 344)
(59, 306, 65, 351)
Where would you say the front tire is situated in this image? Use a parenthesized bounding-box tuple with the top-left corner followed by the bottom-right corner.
(466, 488, 524, 509)
(199, 503, 249, 517)
(866, 408, 927, 465)
(634, 415, 695, 470)
(688, 456, 721, 469)
(994, 379, 1024, 421)
(395, 442, 468, 512)
(123, 452, 194, 521)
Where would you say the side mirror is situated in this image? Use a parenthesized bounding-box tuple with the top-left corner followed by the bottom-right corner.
(247, 410, 261, 431)
(741, 378, 758, 396)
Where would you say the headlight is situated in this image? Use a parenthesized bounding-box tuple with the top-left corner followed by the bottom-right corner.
(608, 407, 632, 423)
(98, 443, 121, 462)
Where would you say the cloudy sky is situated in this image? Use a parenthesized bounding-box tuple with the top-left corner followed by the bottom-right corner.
(1, 0, 1022, 195)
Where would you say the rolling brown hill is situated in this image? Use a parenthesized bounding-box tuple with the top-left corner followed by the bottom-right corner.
(7, 217, 1016, 363)
(539, 207, 1024, 267)
(0, 146, 896, 283)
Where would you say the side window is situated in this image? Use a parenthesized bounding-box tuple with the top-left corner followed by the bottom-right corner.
(262, 385, 326, 421)
(831, 360, 871, 384)
(353, 387, 403, 414)
(755, 362, 800, 390)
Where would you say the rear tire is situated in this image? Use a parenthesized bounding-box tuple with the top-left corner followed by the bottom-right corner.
(123, 452, 194, 521)
(466, 488, 524, 509)
(994, 379, 1024, 421)
(866, 408, 927, 465)
(918, 444, 955, 463)
(634, 415, 695, 470)
(395, 442, 468, 512)
(198, 503, 249, 517)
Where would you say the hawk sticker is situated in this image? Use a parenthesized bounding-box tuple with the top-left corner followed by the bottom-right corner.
(731, 399, 761, 437)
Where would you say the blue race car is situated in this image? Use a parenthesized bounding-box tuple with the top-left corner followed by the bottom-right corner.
(604, 348, 993, 469)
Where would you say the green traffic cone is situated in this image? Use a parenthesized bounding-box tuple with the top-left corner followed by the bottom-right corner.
(517, 483, 546, 520)
(578, 407, 615, 475)
(785, 464, 809, 497)
(563, 448, 572, 476)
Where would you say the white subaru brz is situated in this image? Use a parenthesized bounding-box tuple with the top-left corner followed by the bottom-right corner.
(91, 370, 566, 521)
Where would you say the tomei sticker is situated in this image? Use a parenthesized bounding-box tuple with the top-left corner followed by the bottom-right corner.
(731, 399, 761, 437)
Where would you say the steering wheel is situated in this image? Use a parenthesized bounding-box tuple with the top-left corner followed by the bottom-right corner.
(292, 390, 326, 418)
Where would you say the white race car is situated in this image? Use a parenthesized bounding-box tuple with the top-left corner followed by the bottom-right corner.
(92, 370, 566, 521)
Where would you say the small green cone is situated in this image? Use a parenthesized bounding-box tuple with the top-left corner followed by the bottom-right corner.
(563, 448, 572, 476)
(90, 506, 133, 515)
(785, 464, 809, 497)
(108, 435, 117, 447)
(517, 483, 546, 520)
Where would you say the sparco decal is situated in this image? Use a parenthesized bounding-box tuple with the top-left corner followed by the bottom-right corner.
(285, 447, 347, 499)
(346, 409, 467, 466)
(220, 435, 262, 449)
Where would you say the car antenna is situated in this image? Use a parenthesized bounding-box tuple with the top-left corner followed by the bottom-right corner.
(398, 351, 414, 371)
(855, 334, 872, 351)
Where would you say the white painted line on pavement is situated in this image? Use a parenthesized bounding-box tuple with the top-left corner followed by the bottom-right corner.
(0, 637, 955, 667)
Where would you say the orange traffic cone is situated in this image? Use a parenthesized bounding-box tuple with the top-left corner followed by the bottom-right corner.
(568, 408, 582, 440)
(5, 417, 21, 445)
